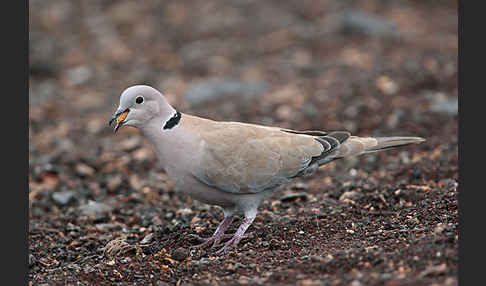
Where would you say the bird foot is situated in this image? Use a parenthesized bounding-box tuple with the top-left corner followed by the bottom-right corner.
(214, 235, 241, 255)
(189, 235, 217, 249)
(192, 216, 255, 255)
(192, 234, 212, 243)
(190, 215, 235, 249)
(189, 234, 226, 249)
(213, 216, 255, 255)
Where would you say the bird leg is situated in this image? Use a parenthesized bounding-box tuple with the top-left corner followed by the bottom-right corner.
(191, 214, 234, 249)
(215, 215, 255, 254)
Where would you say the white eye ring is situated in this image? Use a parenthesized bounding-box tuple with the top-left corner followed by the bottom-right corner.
(135, 96, 144, 104)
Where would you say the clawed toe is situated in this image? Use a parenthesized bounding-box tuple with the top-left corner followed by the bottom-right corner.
(191, 234, 227, 249)
(190, 241, 208, 249)
(189, 236, 211, 248)
(192, 235, 210, 242)
(214, 237, 239, 255)
(211, 234, 249, 249)
(190, 215, 255, 254)
(214, 242, 233, 255)
(214, 216, 255, 254)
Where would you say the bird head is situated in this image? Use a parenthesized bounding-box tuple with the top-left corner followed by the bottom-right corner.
(109, 85, 176, 133)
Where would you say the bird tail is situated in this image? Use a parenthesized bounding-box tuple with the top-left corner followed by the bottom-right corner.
(364, 136, 426, 153)
(328, 135, 425, 160)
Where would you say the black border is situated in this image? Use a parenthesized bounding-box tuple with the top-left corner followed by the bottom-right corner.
(458, 0, 481, 285)
(11, 0, 29, 284)
(24, 1, 30, 284)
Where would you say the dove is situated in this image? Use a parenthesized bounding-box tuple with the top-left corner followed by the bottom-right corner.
(109, 85, 425, 254)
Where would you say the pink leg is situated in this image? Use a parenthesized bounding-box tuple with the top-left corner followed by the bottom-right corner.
(191, 215, 234, 249)
(215, 215, 255, 254)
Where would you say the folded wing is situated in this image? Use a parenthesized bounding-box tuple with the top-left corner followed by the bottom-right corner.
(192, 121, 349, 194)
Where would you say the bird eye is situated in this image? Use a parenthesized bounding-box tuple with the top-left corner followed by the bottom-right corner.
(135, 96, 144, 104)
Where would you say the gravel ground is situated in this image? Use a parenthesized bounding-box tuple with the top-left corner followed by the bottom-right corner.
(29, 1, 458, 285)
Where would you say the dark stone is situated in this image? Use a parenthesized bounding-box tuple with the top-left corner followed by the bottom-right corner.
(172, 247, 188, 261)
(339, 11, 400, 39)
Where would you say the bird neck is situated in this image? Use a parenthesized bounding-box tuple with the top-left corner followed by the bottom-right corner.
(140, 110, 177, 138)
(138, 111, 190, 169)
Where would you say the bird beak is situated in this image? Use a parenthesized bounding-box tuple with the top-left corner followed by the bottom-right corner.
(109, 108, 130, 133)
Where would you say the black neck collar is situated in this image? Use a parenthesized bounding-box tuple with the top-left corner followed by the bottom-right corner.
(163, 111, 181, 130)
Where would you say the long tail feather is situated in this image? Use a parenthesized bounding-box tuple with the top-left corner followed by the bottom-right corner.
(320, 135, 425, 164)
(364, 136, 426, 153)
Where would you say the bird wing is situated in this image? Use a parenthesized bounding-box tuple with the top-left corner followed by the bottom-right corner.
(190, 120, 348, 194)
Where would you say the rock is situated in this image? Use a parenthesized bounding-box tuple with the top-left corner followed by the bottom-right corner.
(132, 147, 153, 161)
(119, 136, 142, 152)
(339, 191, 362, 201)
(338, 11, 400, 39)
(51, 190, 76, 206)
(195, 257, 211, 266)
(308, 255, 325, 263)
(103, 238, 137, 258)
(29, 32, 57, 79)
(277, 215, 298, 224)
(75, 163, 95, 177)
(176, 208, 193, 216)
(280, 191, 308, 202)
(92, 214, 109, 223)
(78, 200, 113, 215)
(428, 93, 458, 116)
(269, 238, 280, 250)
(172, 247, 188, 261)
(434, 223, 446, 234)
(140, 233, 154, 244)
(386, 109, 405, 128)
(185, 78, 267, 106)
(66, 66, 91, 86)
(302, 103, 318, 119)
(225, 263, 236, 272)
(106, 175, 123, 192)
(376, 75, 399, 95)
(276, 105, 294, 121)
(419, 263, 447, 278)
(29, 81, 57, 106)
(29, 254, 36, 267)
(299, 280, 321, 286)
(292, 182, 309, 190)
(95, 223, 121, 232)
(234, 262, 245, 269)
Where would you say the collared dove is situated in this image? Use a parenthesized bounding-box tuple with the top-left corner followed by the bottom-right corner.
(109, 85, 425, 254)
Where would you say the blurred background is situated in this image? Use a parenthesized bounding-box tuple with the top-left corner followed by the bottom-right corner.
(29, 0, 457, 284)
(29, 0, 457, 151)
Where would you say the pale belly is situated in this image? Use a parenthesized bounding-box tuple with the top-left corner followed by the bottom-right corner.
(167, 168, 274, 214)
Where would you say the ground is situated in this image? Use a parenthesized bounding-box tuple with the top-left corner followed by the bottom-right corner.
(29, 1, 458, 285)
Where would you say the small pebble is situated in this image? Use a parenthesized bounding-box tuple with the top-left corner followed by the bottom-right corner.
(51, 190, 76, 206)
(172, 247, 188, 261)
(140, 233, 154, 244)
(29, 254, 36, 267)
